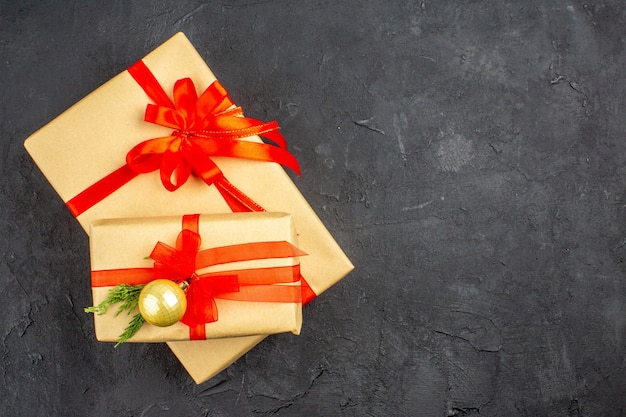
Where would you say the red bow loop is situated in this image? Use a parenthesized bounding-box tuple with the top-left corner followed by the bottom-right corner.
(181, 274, 240, 325)
(196, 80, 235, 122)
(184, 285, 218, 325)
(145, 104, 187, 130)
(160, 137, 191, 191)
(173, 78, 198, 128)
(143, 78, 199, 131)
(150, 228, 201, 279)
(125, 136, 173, 174)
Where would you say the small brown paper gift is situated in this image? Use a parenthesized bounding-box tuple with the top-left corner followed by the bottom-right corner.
(89, 212, 303, 342)
(24, 32, 353, 383)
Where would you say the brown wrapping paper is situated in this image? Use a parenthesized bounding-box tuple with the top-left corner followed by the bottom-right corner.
(89, 213, 302, 342)
(24, 32, 354, 383)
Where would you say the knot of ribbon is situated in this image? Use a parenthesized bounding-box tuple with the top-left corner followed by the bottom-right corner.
(91, 214, 307, 339)
(126, 61, 300, 194)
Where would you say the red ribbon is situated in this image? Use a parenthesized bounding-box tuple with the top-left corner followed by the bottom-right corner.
(91, 214, 307, 340)
(66, 60, 300, 216)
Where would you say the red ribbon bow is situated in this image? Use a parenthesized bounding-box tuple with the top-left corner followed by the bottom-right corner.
(91, 214, 308, 340)
(150, 225, 241, 331)
(66, 60, 300, 216)
(126, 61, 300, 200)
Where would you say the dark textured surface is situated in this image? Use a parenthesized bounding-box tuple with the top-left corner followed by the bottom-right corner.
(1, 1, 626, 416)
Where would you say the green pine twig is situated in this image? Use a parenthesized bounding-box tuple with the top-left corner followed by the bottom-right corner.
(84, 284, 144, 316)
(115, 313, 145, 348)
(85, 284, 146, 346)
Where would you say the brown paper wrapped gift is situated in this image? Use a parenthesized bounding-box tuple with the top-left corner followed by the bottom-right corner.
(89, 212, 303, 342)
(24, 32, 353, 383)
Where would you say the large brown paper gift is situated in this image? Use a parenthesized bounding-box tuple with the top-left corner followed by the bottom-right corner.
(89, 213, 303, 342)
(24, 32, 353, 383)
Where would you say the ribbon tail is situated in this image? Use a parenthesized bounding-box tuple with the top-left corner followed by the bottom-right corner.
(299, 275, 316, 305)
(190, 137, 300, 176)
(217, 285, 302, 303)
(215, 177, 265, 212)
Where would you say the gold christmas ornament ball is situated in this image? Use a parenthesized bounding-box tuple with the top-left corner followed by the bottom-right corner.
(138, 280, 187, 327)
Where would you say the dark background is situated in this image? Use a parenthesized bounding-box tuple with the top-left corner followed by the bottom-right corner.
(1, 1, 625, 416)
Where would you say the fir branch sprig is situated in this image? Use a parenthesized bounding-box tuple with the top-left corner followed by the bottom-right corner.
(116, 313, 145, 347)
(84, 284, 146, 346)
(85, 284, 144, 316)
